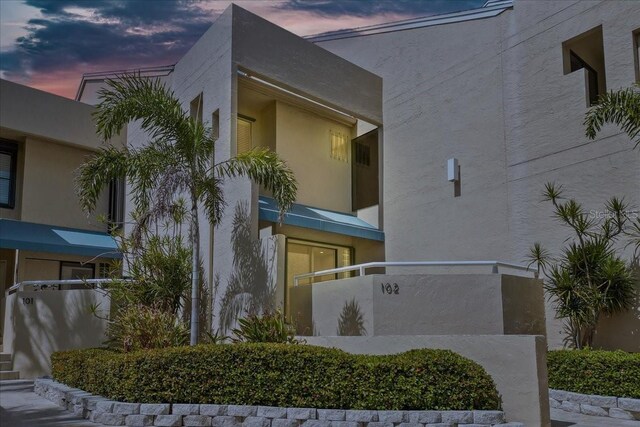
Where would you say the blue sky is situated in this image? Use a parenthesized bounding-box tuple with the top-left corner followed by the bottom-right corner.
(0, 0, 485, 98)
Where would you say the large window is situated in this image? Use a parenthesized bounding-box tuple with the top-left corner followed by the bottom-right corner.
(286, 239, 353, 334)
(0, 140, 18, 209)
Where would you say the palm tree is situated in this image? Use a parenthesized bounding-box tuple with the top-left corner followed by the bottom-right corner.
(76, 74, 297, 345)
(584, 83, 640, 148)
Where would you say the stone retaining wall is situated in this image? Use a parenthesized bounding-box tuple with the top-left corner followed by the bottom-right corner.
(35, 379, 522, 427)
(549, 389, 640, 421)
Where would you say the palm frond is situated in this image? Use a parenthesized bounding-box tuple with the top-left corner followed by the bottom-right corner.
(584, 83, 640, 147)
(215, 148, 297, 219)
(75, 145, 128, 213)
(95, 74, 191, 143)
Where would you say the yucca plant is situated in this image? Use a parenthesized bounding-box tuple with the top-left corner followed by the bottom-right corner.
(76, 74, 297, 344)
(527, 183, 637, 348)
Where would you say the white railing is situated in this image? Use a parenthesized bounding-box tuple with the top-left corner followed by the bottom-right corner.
(293, 261, 537, 286)
(6, 279, 119, 295)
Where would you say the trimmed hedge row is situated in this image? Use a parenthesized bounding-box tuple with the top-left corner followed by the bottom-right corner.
(548, 349, 640, 398)
(51, 344, 501, 410)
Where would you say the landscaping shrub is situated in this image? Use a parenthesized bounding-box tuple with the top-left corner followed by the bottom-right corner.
(105, 305, 189, 352)
(548, 349, 640, 398)
(231, 310, 298, 343)
(51, 344, 501, 410)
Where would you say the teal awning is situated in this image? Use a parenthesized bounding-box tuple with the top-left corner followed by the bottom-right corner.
(259, 196, 384, 241)
(0, 219, 120, 258)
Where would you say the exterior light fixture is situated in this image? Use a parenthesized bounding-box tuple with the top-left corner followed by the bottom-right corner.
(447, 158, 459, 182)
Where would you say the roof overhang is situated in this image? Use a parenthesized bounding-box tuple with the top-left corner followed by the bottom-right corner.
(0, 219, 120, 258)
(259, 196, 384, 242)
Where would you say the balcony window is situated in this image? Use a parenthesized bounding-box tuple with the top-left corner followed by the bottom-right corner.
(562, 26, 606, 106)
(0, 140, 18, 209)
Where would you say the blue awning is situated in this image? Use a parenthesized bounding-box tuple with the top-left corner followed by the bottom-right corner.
(259, 196, 384, 241)
(0, 219, 120, 258)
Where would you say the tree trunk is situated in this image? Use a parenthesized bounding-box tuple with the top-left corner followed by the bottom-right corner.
(190, 191, 200, 345)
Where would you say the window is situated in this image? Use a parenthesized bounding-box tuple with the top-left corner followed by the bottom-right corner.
(0, 140, 18, 209)
(60, 262, 95, 280)
(562, 26, 606, 106)
(634, 29, 640, 83)
(190, 94, 203, 123)
(330, 130, 349, 162)
(570, 51, 599, 106)
(352, 129, 379, 211)
(108, 177, 125, 230)
(237, 116, 253, 154)
(355, 142, 371, 167)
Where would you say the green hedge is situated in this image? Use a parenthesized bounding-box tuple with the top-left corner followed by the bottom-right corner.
(548, 350, 640, 398)
(51, 344, 501, 410)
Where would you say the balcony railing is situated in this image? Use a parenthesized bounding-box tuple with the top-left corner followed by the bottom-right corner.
(293, 260, 537, 287)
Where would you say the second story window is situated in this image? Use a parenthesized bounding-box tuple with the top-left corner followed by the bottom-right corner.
(237, 116, 253, 154)
(562, 26, 606, 107)
(330, 130, 348, 162)
(0, 140, 18, 209)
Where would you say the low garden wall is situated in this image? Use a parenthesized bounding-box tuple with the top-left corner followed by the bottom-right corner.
(549, 389, 640, 421)
(35, 378, 522, 427)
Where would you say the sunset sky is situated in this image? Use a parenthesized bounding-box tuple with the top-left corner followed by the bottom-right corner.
(0, 0, 485, 99)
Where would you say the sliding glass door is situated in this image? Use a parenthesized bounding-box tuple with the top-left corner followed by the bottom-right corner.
(286, 239, 352, 335)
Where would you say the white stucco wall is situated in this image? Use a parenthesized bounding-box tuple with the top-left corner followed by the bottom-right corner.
(317, 0, 640, 350)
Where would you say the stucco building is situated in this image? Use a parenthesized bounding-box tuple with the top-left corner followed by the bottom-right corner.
(61, 0, 640, 350)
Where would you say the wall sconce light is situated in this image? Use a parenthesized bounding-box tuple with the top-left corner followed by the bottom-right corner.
(447, 158, 459, 182)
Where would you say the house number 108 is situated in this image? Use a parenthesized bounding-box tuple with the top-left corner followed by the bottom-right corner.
(381, 283, 400, 295)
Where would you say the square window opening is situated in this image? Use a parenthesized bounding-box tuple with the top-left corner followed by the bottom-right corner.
(562, 26, 606, 107)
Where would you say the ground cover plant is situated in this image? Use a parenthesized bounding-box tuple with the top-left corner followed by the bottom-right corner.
(548, 349, 640, 398)
(51, 344, 501, 411)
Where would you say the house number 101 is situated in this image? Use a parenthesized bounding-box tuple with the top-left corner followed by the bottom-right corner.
(381, 283, 400, 295)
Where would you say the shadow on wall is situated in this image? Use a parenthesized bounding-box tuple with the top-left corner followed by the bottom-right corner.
(10, 289, 106, 378)
(593, 261, 640, 352)
(337, 298, 367, 336)
(218, 202, 277, 333)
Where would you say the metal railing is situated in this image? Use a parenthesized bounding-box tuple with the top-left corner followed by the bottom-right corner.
(293, 260, 537, 286)
(6, 279, 118, 295)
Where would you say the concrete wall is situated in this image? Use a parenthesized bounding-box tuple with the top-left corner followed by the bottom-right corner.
(2, 289, 110, 378)
(0, 79, 104, 150)
(19, 137, 108, 230)
(0, 79, 113, 230)
(275, 101, 353, 212)
(305, 335, 550, 427)
(311, 274, 545, 337)
(317, 1, 640, 350)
